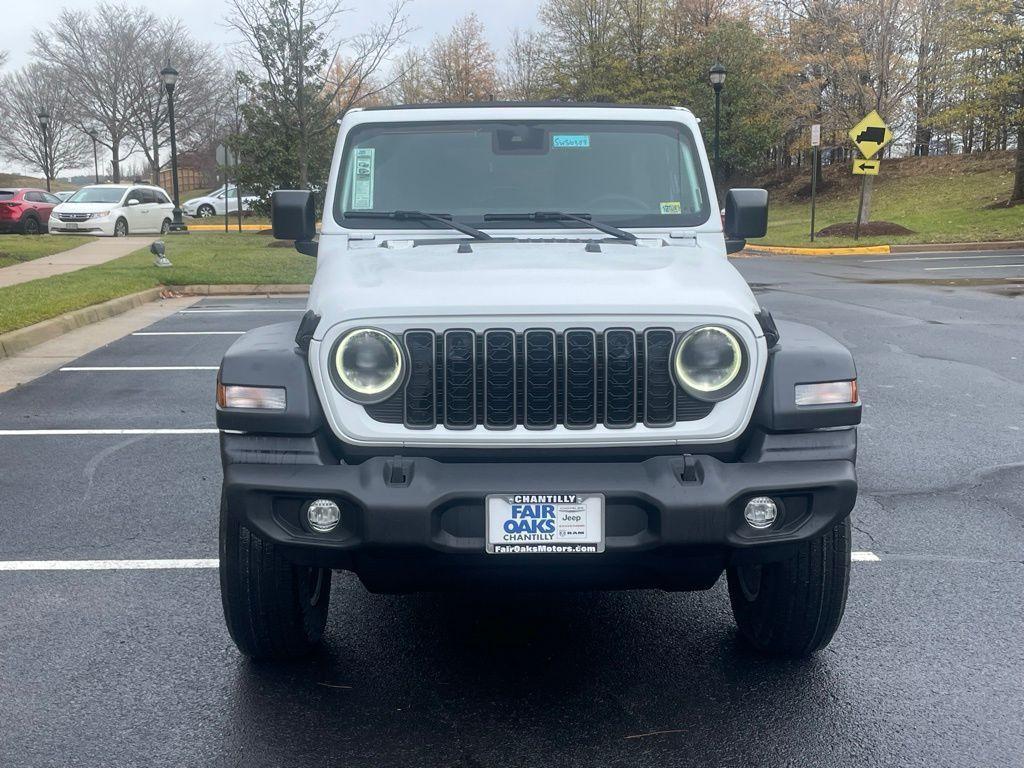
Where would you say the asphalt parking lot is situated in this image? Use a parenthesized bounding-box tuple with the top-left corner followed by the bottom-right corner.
(1, 251, 1022, 767)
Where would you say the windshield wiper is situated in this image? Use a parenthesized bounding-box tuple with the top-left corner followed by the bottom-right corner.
(344, 210, 492, 240)
(483, 211, 636, 241)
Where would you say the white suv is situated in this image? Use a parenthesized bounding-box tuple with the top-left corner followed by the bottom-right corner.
(50, 184, 174, 237)
(182, 186, 259, 218)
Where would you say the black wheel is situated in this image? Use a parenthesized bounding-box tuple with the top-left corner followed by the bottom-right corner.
(197, 204, 216, 218)
(727, 517, 851, 657)
(21, 216, 40, 235)
(114, 218, 128, 237)
(160, 218, 171, 234)
(219, 495, 332, 660)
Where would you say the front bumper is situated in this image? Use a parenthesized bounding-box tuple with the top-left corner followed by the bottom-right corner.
(221, 428, 858, 592)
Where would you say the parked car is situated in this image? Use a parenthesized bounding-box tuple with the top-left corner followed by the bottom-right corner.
(215, 103, 861, 661)
(182, 186, 259, 218)
(50, 184, 174, 236)
(53, 191, 76, 202)
(0, 188, 63, 234)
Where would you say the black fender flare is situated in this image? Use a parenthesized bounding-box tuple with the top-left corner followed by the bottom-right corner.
(752, 320, 861, 431)
(216, 321, 324, 434)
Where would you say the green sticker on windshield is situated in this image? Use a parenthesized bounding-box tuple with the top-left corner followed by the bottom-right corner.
(552, 134, 590, 148)
(660, 201, 682, 214)
(351, 147, 375, 210)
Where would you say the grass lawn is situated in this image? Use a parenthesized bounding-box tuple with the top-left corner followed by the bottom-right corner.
(0, 232, 315, 335)
(0, 235, 97, 268)
(749, 152, 1024, 247)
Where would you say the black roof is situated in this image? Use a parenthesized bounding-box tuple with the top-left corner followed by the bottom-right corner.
(361, 101, 682, 112)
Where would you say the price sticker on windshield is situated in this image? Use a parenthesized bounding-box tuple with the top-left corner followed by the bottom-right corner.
(552, 134, 590, 148)
(351, 147, 375, 209)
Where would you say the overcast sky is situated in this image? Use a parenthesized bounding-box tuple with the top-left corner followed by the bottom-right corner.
(2, 0, 543, 69)
(2, 0, 543, 176)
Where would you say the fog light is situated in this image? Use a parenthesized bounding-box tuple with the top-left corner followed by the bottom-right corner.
(744, 496, 777, 529)
(306, 499, 341, 533)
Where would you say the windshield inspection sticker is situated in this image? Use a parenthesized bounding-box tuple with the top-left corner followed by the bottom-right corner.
(660, 201, 682, 214)
(552, 134, 590, 148)
(351, 147, 375, 209)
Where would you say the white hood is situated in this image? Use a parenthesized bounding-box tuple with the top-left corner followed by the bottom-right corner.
(309, 236, 761, 334)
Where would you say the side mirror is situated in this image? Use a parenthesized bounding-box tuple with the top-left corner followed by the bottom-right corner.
(272, 189, 317, 257)
(127, 198, 140, 206)
(723, 188, 768, 254)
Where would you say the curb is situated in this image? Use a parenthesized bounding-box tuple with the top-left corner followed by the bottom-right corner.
(0, 288, 163, 359)
(744, 244, 891, 256)
(171, 283, 310, 295)
(0, 284, 309, 360)
(888, 240, 1024, 254)
(187, 224, 270, 232)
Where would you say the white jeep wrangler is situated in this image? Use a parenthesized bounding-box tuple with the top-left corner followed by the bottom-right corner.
(216, 103, 861, 660)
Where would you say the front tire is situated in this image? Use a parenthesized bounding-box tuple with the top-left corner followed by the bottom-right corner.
(219, 496, 332, 660)
(727, 517, 851, 657)
(160, 218, 171, 234)
(113, 218, 129, 237)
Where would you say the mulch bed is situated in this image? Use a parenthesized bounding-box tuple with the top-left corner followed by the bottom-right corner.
(816, 221, 916, 237)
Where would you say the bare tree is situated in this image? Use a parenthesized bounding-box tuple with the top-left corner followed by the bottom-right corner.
(386, 48, 431, 104)
(501, 28, 549, 101)
(0, 64, 90, 182)
(425, 13, 498, 102)
(32, 3, 154, 182)
(226, 0, 411, 187)
(0, 51, 7, 69)
(538, 0, 620, 100)
(127, 18, 227, 184)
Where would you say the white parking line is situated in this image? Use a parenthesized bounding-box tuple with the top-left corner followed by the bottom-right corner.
(864, 254, 1024, 263)
(60, 366, 219, 371)
(851, 551, 880, 562)
(178, 309, 304, 314)
(924, 264, 1024, 272)
(0, 553, 882, 570)
(0, 559, 219, 571)
(0, 428, 220, 436)
(131, 331, 246, 336)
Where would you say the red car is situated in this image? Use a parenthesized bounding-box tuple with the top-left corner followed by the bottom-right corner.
(0, 188, 63, 235)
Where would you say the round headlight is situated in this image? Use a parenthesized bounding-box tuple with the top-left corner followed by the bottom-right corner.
(331, 328, 404, 403)
(673, 325, 744, 400)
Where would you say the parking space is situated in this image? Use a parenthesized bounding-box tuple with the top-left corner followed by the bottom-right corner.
(1, 280, 1022, 766)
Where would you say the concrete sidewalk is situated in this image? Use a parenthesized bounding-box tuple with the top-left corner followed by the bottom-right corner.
(0, 237, 149, 289)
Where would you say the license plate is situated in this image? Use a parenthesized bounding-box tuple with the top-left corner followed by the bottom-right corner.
(64, 222, 78, 230)
(485, 493, 604, 554)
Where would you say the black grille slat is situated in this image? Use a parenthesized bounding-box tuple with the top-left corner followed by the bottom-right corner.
(604, 329, 637, 427)
(524, 330, 557, 429)
(365, 326, 719, 430)
(403, 331, 436, 428)
(564, 330, 597, 428)
(484, 330, 516, 429)
(443, 330, 476, 429)
(644, 329, 676, 427)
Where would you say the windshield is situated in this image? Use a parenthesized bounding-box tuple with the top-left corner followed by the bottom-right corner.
(68, 187, 127, 204)
(336, 120, 710, 230)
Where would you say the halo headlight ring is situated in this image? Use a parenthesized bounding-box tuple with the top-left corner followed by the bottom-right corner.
(672, 325, 747, 402)
(329, 327, 405, 404)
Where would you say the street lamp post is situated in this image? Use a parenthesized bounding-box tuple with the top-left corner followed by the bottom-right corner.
(160, 63, 188, 233)
(708, 63, 726, 190)
(37, 111, 51, 192)
(87, 126, 100, 184)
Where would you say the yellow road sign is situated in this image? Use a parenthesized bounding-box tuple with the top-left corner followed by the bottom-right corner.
(849, 111, 891, 159)
(852, 158, 880, 175)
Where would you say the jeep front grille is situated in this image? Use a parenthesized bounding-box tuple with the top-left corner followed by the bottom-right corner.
(364, 328, 715, 430)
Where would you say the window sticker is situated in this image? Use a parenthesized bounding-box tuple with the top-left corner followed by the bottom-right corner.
(660, 201, 682, 214)
(552, 134, 590, 148)
(351, 147, 375, 209)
